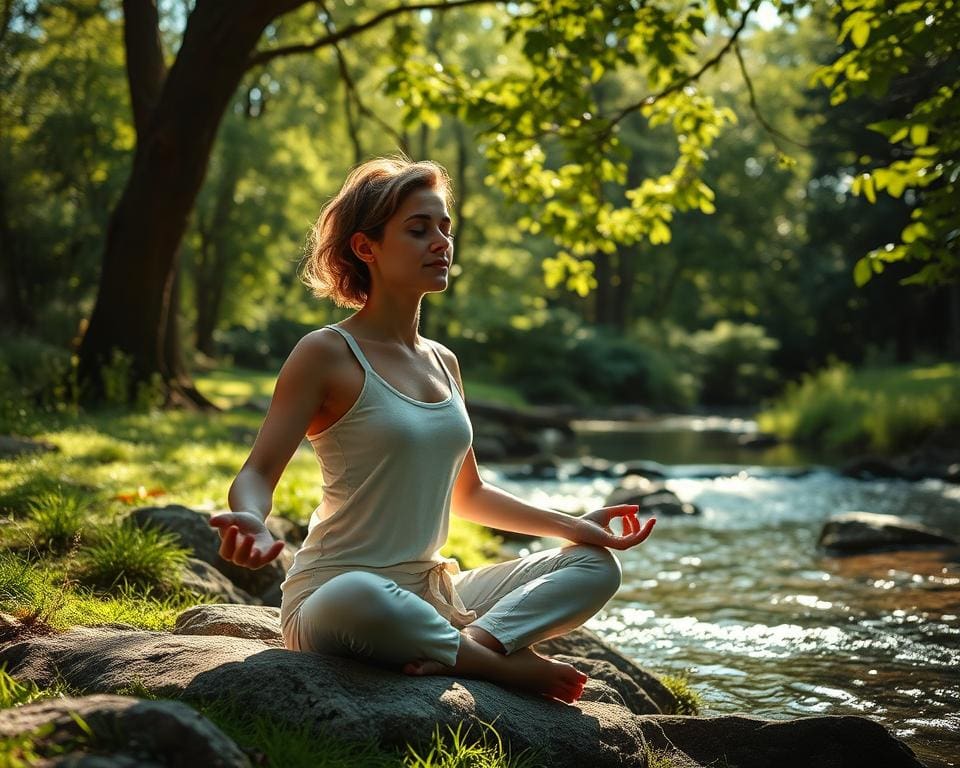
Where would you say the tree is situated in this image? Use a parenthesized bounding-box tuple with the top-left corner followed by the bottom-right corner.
(814, 0, 959, 287)
(76, 0, 814, 406)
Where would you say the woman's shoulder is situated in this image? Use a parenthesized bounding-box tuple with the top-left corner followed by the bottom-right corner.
(284, 326, 355, 375)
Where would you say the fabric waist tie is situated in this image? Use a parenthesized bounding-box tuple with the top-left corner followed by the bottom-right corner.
(427, 558, 477, 628)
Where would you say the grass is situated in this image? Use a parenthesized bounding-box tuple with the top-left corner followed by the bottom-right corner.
(24, 487, 89, 553)
(72, 521, 190, 594)
(658, 673, 703, 716)
(758, 362, 960, 454)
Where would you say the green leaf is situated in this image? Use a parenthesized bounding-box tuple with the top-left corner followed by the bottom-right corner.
(910, 124, 929, 146)
(851, 18, 870, 48)
(853, 257, 873, 286)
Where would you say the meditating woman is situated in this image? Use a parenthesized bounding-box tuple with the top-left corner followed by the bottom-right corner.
(209, 157, 656, 704)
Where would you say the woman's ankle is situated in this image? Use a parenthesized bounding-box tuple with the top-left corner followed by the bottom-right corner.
(462, 625, 506, 654)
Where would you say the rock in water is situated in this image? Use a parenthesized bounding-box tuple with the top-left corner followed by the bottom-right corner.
(819, 511, 957, 553)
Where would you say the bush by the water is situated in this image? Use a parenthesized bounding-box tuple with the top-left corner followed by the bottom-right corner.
(758, 362, 960, 453)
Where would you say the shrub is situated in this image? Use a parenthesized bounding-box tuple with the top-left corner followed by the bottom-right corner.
(26, 489, 89, 553)
(0, 337, 75, 429)
(73, 520, 189, 594)
(685, 321, 780, 405)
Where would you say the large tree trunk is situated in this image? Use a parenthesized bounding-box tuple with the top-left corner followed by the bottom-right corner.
(77, 0, 302, 406)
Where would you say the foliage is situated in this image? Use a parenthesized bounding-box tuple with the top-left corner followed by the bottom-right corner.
(25, 488, 89, 553)
(814, 0, 960, 286)
(0, 337, 76, 430)
(404, 719, 542, 768)
(686, 321, 781, 405)
(72, 521, 190, 595)
(658, 672, 703, 716)
(758, 362, 960, 452)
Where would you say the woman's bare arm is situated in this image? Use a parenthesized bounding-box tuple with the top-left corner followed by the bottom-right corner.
(210, 330, 336, 569)
(438, 344, 655, 549)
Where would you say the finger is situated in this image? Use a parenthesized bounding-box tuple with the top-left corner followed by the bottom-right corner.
(233, 532, 255, 565)
(625, 512, 641, 536)
(267, 539, 285, 562)
(609, 504, 639, 524)
(629, 517, 657, 544)
(218, 525, 239, 559)
(209, 513, 237, 530)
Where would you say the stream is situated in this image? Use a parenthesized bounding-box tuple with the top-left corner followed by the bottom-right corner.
(482, 416, 960, 767)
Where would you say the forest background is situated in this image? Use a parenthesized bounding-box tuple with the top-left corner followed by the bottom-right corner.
(1, 0, 958, 440)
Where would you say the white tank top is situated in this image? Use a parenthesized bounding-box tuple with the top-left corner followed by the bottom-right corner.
(279, 324, 476, 632)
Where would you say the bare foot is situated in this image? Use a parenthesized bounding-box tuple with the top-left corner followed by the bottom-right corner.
(402, 633, 588, 704)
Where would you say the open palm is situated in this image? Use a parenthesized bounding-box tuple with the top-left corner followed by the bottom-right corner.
(208, 511, 285, 570)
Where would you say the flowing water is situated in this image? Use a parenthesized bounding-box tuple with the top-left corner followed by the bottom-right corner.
(482, 418, 960, 767)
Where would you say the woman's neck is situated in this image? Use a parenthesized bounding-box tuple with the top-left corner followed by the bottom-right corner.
(347, 292, 424, 349)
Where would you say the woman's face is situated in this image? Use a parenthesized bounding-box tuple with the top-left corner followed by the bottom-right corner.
(361, 187, 454, 298)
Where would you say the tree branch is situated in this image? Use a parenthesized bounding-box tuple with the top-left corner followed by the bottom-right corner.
(122, 0, 168, 138)
(247, 0, 496, 70)
(733, 40, 811, 151)
(601, 0, 761, 137)
(317, 0, 409, 155)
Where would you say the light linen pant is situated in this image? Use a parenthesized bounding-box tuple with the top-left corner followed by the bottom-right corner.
(286, 544, 622, 668)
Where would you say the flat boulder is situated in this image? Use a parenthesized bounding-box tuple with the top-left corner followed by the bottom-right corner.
(173, 603, 282, 646)
(0, 694, 250, 767)
(0, 626, 923, 767)
(819, 511, 958, 553)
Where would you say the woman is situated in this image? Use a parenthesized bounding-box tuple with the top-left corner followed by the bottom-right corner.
(209, 157, 656, 704)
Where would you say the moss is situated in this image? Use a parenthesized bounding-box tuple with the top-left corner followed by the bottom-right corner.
(658, 673, 703, 716)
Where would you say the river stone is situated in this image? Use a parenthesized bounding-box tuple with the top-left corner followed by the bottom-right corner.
(819, 511, 958, 553)
(535, 627, 678, 714)
(638, 713, 923, 768)
(173, 604, 282, 646)
(0, 694, 250, 767)
(129, 504, 294, 604)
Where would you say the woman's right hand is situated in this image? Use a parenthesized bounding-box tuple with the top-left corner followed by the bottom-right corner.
(209, 511, 285, 570)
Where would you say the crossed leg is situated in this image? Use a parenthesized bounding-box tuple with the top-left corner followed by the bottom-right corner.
(289, 544, 621, 704)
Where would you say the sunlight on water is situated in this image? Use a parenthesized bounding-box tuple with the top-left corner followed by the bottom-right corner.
(486, 463, 960, 767)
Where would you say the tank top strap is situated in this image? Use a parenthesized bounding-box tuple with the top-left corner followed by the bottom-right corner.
(427, 343, 459, 397)
(325, 325, 374, 374)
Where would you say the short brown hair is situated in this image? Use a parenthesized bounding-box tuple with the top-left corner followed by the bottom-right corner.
(301, 157, 453, 308)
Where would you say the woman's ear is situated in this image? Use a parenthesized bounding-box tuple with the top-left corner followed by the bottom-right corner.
(350, 232, 376, 264)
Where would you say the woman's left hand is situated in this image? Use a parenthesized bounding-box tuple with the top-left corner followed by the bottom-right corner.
(571, 504, 656, 550)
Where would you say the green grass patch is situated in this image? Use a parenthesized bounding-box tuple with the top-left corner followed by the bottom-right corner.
(0, 550, 209, 632)
(758, 362, 960, 454)
(462, 379, 528, 409)
(73, 521, 190, 595)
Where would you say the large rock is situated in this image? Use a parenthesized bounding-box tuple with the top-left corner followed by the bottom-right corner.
(605, 477, 700, 516)
(0, 626, 923, 768)
(0, 694, 250, 767)
(129, 505, 295, 604)
(0, 626, 646, 767)
(173, 604, 282, 646)
(819, 511, 958, 553)
(638, 713, 922, 768)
